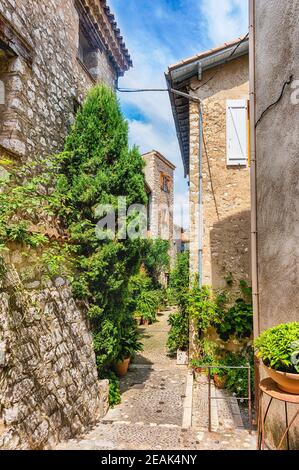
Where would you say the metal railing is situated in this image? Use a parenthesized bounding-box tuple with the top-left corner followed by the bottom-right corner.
(197, 365, 253, 434)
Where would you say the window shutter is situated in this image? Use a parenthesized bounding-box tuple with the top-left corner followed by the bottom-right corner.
(226, 99, 248, 166)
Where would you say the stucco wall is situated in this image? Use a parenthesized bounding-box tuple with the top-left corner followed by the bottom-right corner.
(254, 0, 299, 449)
(189, 55, 251, 291)
(0, 0, 116, 161)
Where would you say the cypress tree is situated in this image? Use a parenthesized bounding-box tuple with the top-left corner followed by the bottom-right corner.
(55, 84, 147, 371)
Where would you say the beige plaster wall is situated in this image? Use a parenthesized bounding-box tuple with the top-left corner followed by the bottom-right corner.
(189, 55, 251, 291)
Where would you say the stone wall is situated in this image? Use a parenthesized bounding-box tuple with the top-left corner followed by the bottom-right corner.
(188, 56, 251, 291)
(0, 0, 130, 449)
(253, 0, 299, 449)
(143, 150, 175, 264)
(0, 0, 117, 161)
(0, 254, 109, 450)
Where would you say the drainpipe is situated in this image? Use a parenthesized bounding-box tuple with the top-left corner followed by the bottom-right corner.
(166, 80, 203, 357)
(249, 0, 260, 338)
(249, 0, 261, 414)
(199, 105, 203, 288)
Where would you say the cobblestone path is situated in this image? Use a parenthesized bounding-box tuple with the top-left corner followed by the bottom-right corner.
(56, 309, 256, 450)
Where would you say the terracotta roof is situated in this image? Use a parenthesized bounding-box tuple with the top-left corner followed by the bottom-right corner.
(168, 36, 248, 71)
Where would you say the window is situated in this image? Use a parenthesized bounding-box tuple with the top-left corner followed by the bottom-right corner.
(226, 99, 248, 166)
(160, 173, 171, 193)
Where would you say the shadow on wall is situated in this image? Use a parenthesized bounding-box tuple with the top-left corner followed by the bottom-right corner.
(210, 210, 251, 290)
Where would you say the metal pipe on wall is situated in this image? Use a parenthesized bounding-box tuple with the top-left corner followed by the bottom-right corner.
(249, 0, 260, 338)
(198, 104, 203, 288)
(249, 0, 261, 414)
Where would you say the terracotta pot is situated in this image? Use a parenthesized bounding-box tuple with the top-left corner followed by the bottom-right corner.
(264, 365, 299, 395)
(114, 358, 130, 377)
(214, 374, 227, 389)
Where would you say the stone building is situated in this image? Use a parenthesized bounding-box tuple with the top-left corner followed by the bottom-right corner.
(0, 0, 131, 450)
(250, 0, 299, 449)
(0, 0, 131, 161)
(143, 150, 176, 262)
(166, 38, 250, 291)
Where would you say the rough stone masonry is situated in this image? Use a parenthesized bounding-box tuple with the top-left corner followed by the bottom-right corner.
(0, 0, 131, 449)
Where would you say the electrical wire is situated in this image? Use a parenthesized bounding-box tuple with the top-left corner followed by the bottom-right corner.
(117, 34, 249, 96)
(190, 33, 249, 92)
(255, 74, 293, 128)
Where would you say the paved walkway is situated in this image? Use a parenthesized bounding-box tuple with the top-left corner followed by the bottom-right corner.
(56, 309, 256, 450)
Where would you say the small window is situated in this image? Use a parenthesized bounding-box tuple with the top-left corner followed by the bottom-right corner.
(226, 99, 248, 166)
(160, 173, 171, 193)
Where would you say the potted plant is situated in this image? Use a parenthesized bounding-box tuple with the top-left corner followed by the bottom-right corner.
(114, 356, 131, 377)
(211, 366, 227, 389)
(167, 310, 189, 364)
(114, 321, 143, 378)
(254, 322, 299, 394)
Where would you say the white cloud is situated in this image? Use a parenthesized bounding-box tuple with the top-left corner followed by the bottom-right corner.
(201, 0, 248, 45)
(128, 120, 178, 159)
(114, 0, 248, 230)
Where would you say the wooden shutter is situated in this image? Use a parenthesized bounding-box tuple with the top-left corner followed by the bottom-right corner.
(226, 99, 248, 166)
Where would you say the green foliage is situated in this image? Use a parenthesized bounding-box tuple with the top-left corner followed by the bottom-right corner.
(192, 344, 254, 397)
(167, 252, 190, 354)
(169, 251, 189, 306)
(143, 239, 170, 287)
(255, 322, 299, 373)
(100, 370, 121, 407)
(222, 348, 254, 398)
(51, 84, 148, 370)
(191, 339, 219, 372)
(216, 298, 253, 342)
(0, 158, 59, 249)
(291, 341, 299, 373)
(186, 284, 220, 335)
(127, 271, 162, 324)
(167, 310, 189, 354)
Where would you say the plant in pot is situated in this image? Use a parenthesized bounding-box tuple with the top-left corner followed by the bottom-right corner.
(114, 321, 143, 377)
(211, 365, 227, 389)
(254, 322, 299, 394)
(167, 310, 189, 363)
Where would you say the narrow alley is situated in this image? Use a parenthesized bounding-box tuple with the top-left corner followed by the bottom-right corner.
(56, 309, 256, 451)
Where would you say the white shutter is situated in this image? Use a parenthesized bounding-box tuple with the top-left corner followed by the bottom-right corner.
(226, 99, 248, 166)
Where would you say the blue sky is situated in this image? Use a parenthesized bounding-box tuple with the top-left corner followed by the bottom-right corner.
(110, 0, 248, 227)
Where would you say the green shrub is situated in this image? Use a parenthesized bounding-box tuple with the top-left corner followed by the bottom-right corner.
(223, 348, 254, 398)
(143, 239, 170, 287)
(167, 310, 189, 354)
(100, 370, 121, 407)
(254, 322, 299, 373)
(191, 339, 220, 375)
(135, 290, 160, 323)
(216, 298, 253, 342)
(186, 284, 220, 335)
(169, 251, 189, 306)
(53, 84, 148, 371)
